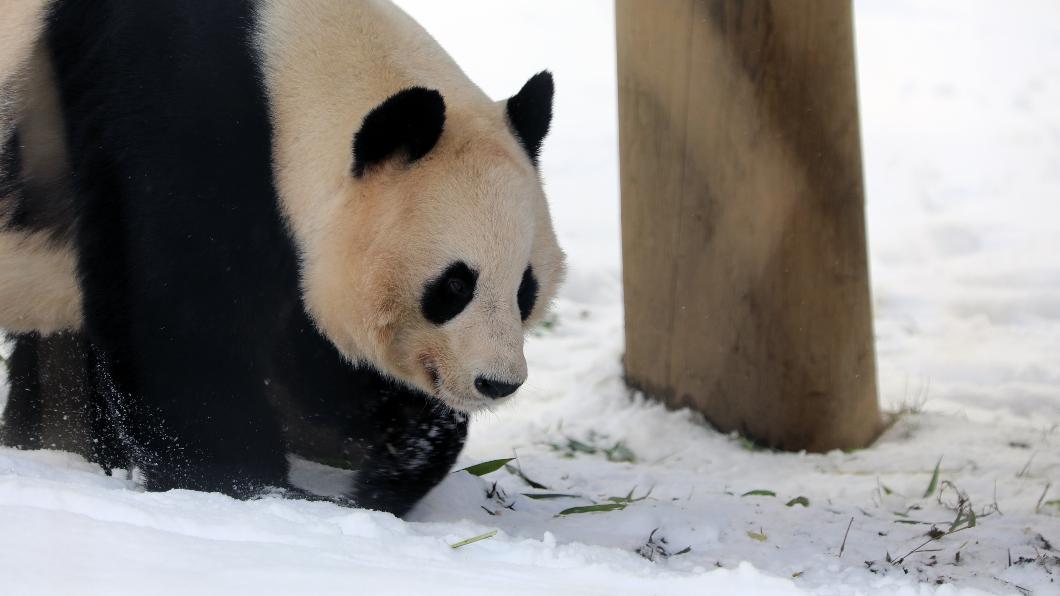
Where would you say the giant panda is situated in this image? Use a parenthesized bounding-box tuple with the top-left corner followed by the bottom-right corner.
(0, 0, 565, 515)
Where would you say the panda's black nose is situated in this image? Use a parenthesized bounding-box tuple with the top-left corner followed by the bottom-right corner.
(474, 376, 522, 399)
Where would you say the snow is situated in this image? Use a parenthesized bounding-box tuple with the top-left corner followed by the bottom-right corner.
(2, 1, 1059, 594)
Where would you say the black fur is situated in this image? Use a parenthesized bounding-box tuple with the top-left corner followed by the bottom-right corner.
(517, 265, 538, 321)
(506, 71, 554, 166)
(47, 0, 296, 495)
(5, 161, 78, 240)
(421, 261, 477, 325)
(1, 334, 42, 450)
(352, 87, 446, 178)
(267, 314, 467, 516)
(8, 0, 467, 513)
(0, 131, 23, 208)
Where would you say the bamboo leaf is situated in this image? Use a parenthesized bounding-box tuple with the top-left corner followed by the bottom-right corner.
(605, 442, 636, 463)
(567, 439, 597, 454)
(557, 503, 627, 516)
(741, 489, 776, 497)
(456, 458, 515, 477)
(785, 496, 810, 507)
(450, 530, 498, 549)
(522, 493, 582, 500)
(505, 464, 548, 490)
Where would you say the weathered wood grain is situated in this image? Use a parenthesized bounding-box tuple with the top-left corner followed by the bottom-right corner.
(617, 0, 880, 451)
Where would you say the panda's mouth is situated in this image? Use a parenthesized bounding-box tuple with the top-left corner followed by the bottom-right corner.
(418, 355, 486, 413)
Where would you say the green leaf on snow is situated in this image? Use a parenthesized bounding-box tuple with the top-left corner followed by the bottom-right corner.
(456, 458, 515, 477)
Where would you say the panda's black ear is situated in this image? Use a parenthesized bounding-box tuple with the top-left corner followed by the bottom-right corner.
(506, 71, 553, 167)
(353, 87, 446, 178)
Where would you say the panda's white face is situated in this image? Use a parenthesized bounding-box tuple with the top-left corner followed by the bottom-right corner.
(316, 122, 564, 412)
(394, 154, 562, 411)
(292, 98, 564, 412)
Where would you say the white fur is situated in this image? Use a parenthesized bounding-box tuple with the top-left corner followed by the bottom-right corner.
(255, 0, 565, 411)
(0, 1, 82, 336)
(15, 45, 72, 209)
(0, 0, 52, 144)
(0, 229, 81, 334)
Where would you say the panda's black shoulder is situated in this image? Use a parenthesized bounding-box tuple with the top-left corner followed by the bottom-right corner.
(45, 0, 301, 358)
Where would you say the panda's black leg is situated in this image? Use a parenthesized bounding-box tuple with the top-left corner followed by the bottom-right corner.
(350, 402, 468, 517)
(44, 0, 302, 499)
(70, 189, 292, 496)
(65, 151, 292, 497)
(2, 332, 130, 473)
(90, 346, 292, 498)
(75, 195, 291, 496)
(1, 333, 44, 449)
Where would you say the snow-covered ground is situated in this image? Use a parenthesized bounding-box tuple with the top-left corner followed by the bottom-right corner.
(2, 1, 1059, 594)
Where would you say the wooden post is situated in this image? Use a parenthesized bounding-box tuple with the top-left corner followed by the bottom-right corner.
(617, 0, 881, 451)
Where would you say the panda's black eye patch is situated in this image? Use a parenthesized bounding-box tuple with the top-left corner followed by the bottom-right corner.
(517, 265, 538, 321)
(422, 261, 477, 325)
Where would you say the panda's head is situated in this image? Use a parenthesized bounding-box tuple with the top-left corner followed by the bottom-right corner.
(294, 73, 564, 412)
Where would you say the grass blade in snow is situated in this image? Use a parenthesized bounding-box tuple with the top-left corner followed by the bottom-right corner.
(608, 486, 652, 504)
(786, 496, 810, 507)
(741, 489, 776, 497)
(505, 464, 548, 489)
(523, 493, 582, 500)
(923, 457, 942, 498)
